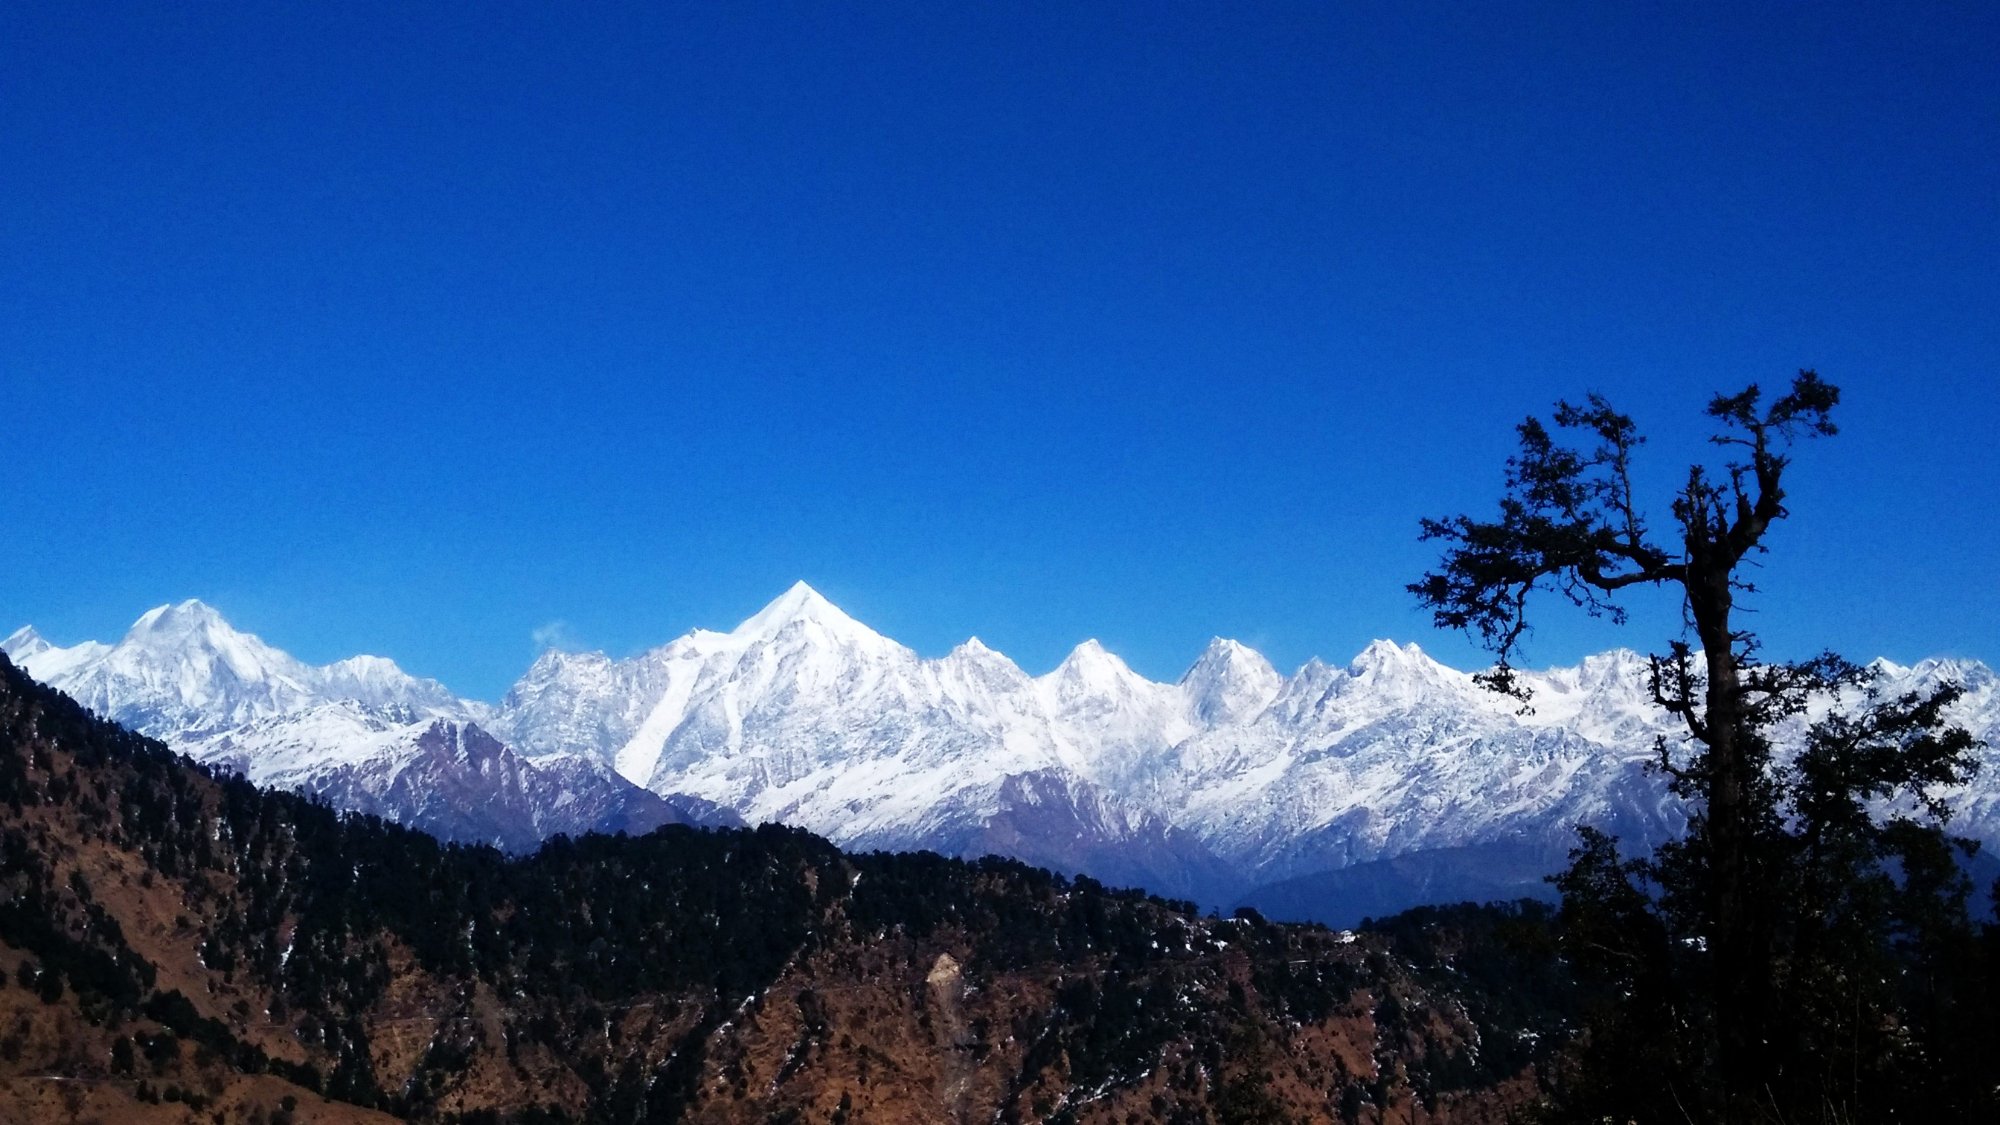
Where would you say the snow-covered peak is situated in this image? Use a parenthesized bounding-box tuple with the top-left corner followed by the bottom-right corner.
(125, 598, 232, 641)
(1345, 639, 1469, 699)
(1033, 639, 1198, 787)
(2, 626, 49, 662)
(318, 654, 465, 716)
(109, 600, 308, 684)
(1526, 648, 1651, 694)
(1042, 640, 1165, 707)
(1184, 636, 1274, 674)
(1254, 641, 1473, 729)
(9, 636, 111, 684)
(1347, 638, 1428, 676)
(933, 636, 1034, 700)
(104, 600, 320, 696)
(1582, 646, 1650, 677)
(28, 603, 318, 736)
(1867, 656, 1907, 679)
(1180, 638, 1282, 726)
(1267, 656, 1336, 705)
(1901, 656, 1995, 692)
(1050, 638, 1130, 679)
(11, 600, 478, 740)
(944, 636, 1020, 671)
(520, 646, 614, 682)
(1349, 639, 1477, 692)
(323, 653, 406, 679)
(1513, 648, 1666, 741)
(730, 581, 884, 648)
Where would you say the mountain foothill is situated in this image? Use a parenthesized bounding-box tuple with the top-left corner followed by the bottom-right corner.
(0, 643, 1569, 1122)
(2, 586, 1996, 1120)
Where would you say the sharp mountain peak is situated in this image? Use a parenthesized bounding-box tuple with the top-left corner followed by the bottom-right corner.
(128, 597, 231, 635)
(1, 625, 48, 660)
(1055, 638, 1138, 674)
(731, 580, 880, 643)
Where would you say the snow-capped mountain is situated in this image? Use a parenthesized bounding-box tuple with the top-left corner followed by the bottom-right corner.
(1180, 638, 1284, 726)
(0, 603, 726, 850)
(488, 583, 1232, 900)
(3, 600, 468, 736)
(482, 584, 2000, 914)
(7, 586, 1996, 919)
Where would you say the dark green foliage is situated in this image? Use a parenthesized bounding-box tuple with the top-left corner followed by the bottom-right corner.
(1032, 971, 1189, 1095)
(1363, 899, 1579, 1086)
(267, 1056, 322, 1092)
(1414, 376, 1998, 1120)
(0, 828, 152, 1009)
(849, 850, 1218, 976)
(139, 1030, 180, 1072)
(0, 651, 1558, 1121)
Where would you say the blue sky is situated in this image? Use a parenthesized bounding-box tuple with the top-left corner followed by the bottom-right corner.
(4, 2, 1996, 699)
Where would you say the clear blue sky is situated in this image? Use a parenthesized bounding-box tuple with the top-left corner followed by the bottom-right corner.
(4, 2, 1996, 699)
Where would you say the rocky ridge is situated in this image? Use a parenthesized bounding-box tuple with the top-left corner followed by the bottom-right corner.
(8, 585, 1995, 917)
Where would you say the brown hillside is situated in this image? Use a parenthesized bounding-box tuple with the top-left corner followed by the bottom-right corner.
(0, 652, 1564, 1123)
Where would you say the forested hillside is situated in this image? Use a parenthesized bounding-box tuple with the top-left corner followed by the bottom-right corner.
(0, 652, 1568, 1123)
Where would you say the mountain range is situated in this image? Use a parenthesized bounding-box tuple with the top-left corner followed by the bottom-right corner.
(0, 654, 1564, 1123)
(8, 583, 1996, 920)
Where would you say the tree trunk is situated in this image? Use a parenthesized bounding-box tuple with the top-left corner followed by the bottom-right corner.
(1691, 556, 1760, 1108)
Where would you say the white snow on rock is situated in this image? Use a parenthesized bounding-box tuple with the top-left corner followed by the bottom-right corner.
(9, 586, 1998, 913)
(12, 600, 468, 737)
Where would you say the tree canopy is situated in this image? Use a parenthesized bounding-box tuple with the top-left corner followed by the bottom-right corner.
(1413, 372, 1995, 1120)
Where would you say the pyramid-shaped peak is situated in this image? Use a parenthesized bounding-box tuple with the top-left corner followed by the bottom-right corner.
(1062, 638, 1121, 664)
(1867, 655, 1906, 678)
(2, 625, 49, 661)
(943, 636, 1028, 680)
(1182, 637, 1278, 683)
(778, 579, 826, 602)
(1182, 637, 1282, 723)
(1188, 636, 1268, 667)
(1051, 639, 1146, 684)
(731, 581, 878, 644)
